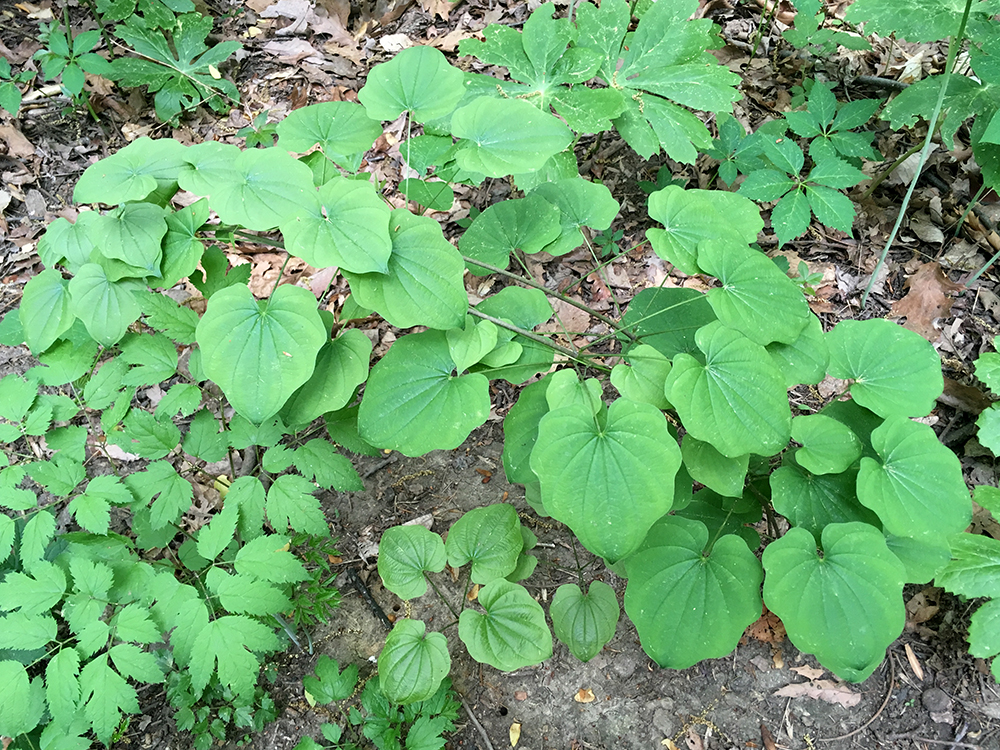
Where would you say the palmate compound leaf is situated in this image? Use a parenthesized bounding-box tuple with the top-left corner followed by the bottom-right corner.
(645, 186, 763, 275)
(550, 581, 620, 662)
(444, 503, 522, 584)
(530, 397, 680, 563)
(358, 330, 490, 456)
(341, 209, 466, 331)
(378, 524, 447, 599)
(458, 579, 552, 671)
(459, 194, 562, 275)
(857, 417, 971, 538)
(188, 615, 282, 701)
(762, 522, 906, 682)
(378, 619, 451, 704)
(280, 176, 392, 274)
(698, 238, 810, 346)
(826, 318, 943, 418)
(665, 321, 791, 458)
(196, 283, 326, 424)
(452, 97, 574, 177)
(358, 45, 466, 123)
(624, 516, 762, 669)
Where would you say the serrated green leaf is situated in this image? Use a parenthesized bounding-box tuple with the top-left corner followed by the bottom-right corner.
(111, 602, 162, 644)
(155, 383, 201, 421)
(0, 660, 36, 738)
(458, 579, 552, 671)
(120, 332, 178, 387)
(266, 474, 327, 536)
(805, 184, 856, 234)
(0, 611, 56, 649)
(29, 456, 85, 496)
(188, 615, 280, 701)
(531, 397, 680, 563)
(826, 318, 943, 417)
(763, 523, 905, 682)
(107, 408, 181, 459)
(139, 291, 200, 344)
(624, 516, 762, 669)
(770, 188, 811, 246)
(303, 655, 358, 705)
(0, 373, 37, 422)
(378, 525, 447, 600)
(235, 534, 309, 584)
(444, 504, 522, 583)
(845, 0, 977, 42)
(550, 581, 619, 662)
(206, 568, 292, 616)
(0, 562, 66, 616)
(359, 330, 490, 456)
(124, 461, 194, 529)
(182, 408, 227, 462)
(293, 439, 363, 492)
(45, 648, 81, 724)
(69, 475, 128, 535)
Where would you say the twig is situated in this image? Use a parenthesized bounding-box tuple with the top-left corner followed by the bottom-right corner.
(460, 696, 496, 750)
(854, 75, 909, 92)
(816, 653, 894, 742)
(347, 568, 393, 631)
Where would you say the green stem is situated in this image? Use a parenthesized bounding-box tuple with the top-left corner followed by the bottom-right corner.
(229, 229, 288, 250)
(955, 183, 988, 237)
(468, 308, 606, 368)
(425, 574, 461, 620)
(860, 139, 925, 200)
(463, 255, 635, 340)
(862, 0, 974, 307)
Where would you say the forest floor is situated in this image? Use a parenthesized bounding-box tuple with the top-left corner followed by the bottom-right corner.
(3, 0, 1000, 747)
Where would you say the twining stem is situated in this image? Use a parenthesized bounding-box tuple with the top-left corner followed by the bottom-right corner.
(862, 0, 974, 306)
(424, 573, 462, 620)
(468, 308, 608, 369)
(463, 255, 636, 341)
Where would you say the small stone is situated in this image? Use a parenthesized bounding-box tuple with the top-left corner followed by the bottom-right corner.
(921, 687, 951, 713)
(514, 690, 528, 701)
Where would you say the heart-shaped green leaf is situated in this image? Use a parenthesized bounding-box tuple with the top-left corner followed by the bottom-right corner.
(458, 579, 552, 671)
(93, 203, 168, 276)
(452, 97, 574, 177)
(447, 316, 499, 373)
(766, 313, 829, 387)
(472, 288, 555, 384)
(681, 435, 748, 498)
(378, 619, 450, 704)
(857, 417, 971, 538)
(275, 101, 382, 170)
(792, 414, 862, 475)
(673, 487, 761, 549)
(280, 328, 371, 427)
(550, 581, 620, 662)
(610, 344, 672, 410)
(531, 397, 680, 563)
(544, 369, 602, 414)
(399, 178, 455, 211)
(699, 239, 810, 346)
(502, 379, 550, 485)
(624, 516, 762, 669)
(530, 178, 620, 256)
(196, 284, 326, 424)
(460, 195, 562, 275)
(74, 137, 187, 205)
(19, 269, 74, 355)
(358, 330, 489, 456)
(68, 264, 143, 347)
(826, 319, 943, 418)
(885, 533, 951, 583)
(444, 504, 522, 584)
(359, 45, 466, 123)
(770, 461, 879, 539)
(342, 210, 466, 331)
(619, 287, 716, 359)
(281, 176, 392, 274)
(763, 523, 905, 682)
(378, 525, 446, 600)
(665, 322, 791, 458)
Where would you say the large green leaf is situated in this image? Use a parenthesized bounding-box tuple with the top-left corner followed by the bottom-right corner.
(73, 137, 187, 205)
(791, 414, 862, 475)
(762, 523, 906, 682)
(770, 460, 879, 539)
(378, 525, 447, 600)
(530, 178, 620, 256)
(530, 397, 680, 563)
(94, 203, 168, 277)
(280, 177, 392, 274)
(459, 195, 562, 274)
(699, 239, 810, 345)
(550, 581, 619, 662)
(358, 45, 465, 123)
(378, 619, 450, 704)
(191, 147, 315, 231)
(885, 532, 951, 584)
(358, 330, 489, 456)
(196, 284, 327, 424)
(619, 287, 716, 358)
(275, 101, 382, 170)
(501, 379, 550, 485)
(681, 435, 747, 498)
(766, 313, 829, 387)
(280, 328, 371, 427)
(37, 211, 101, 273)
(845, 0, 982, 43)
(665, 322, 791, 457)
(19, 269, 74, 354)
(458, 579, 552, 671)
(342, 210, 466, 331)
(826, 319, 943, 418)
(452, 97, 574, 177)
(472, 287, 555, 384)
(444, 504, 522, 584)
(624, 516, 762, 669)
(68, 264, 143, 347)
(857, 417, 971, 538)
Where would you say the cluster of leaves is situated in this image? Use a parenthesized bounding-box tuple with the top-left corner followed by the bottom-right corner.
(295, 656, 460, 750)
(12, 0, 240, 123)
(0, 0, 991, 745)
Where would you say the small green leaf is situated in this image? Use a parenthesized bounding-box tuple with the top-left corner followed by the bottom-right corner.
(458, 579, 552, 671)
(460, 195, 562, 275)
(530, 178, 620, 256)
(0, 660, 40, 738)
(378, 619, 451, 704)
(378, 525, 447, 600)
(138, 291, 200, 344)
(266, 474, 327, 536)
(792, 414, 862, 475)
(444, 504, 522, 584)
(624, 516, 762, 669)
(766, 313, 829, 387)
(304, 655, 359, 705)
(206, 568, 291, 616)
(124, 460, 194, 529)
(68, 264, 142, 347)
(18, 269, 74, 354)
(770, 189, 811, 246)
(281, 328, 371, 427)
(359, 45, 465, 123)
(447, 316, 499, 373)
(610, 344, 672, 410)
(769, 461, 878, 539)
(183, 408, 228, 462)
(681, 435, 748, 498)
(550, 581, 619, 662)
(619, 287, 717, 359)
(763, 523, 905, 682)
(293, 439, 363, 491)
(234, 534, 309, 584)
(121, 332, 178, 387)
(399, 178, 455, 211)
(0, 373, 37, 422)
(106, 409, 181, 459)
(155, 383, 201, 421)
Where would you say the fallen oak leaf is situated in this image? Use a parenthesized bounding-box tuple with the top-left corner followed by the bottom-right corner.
(890, 261, 962, 341)
(773, 679, 861, 707)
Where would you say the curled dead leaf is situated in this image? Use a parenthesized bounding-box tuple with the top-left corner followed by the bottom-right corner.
(773, 679, 861, 707)
(890, 262, 962, 341)
(573, 688, 596, 703)
(466, 584, 480, 602)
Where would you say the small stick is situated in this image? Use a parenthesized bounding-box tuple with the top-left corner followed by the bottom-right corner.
(460, 696, 496, 750)
(347, 568, 393, 631)
(817, 653, 894, 742)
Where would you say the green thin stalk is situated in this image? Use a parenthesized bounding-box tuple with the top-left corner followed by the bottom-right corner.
(860, 140, 925, 200)
(955, 183, 988, 237)
(468, 308, 600, 366)
(862, 0, 975, 307)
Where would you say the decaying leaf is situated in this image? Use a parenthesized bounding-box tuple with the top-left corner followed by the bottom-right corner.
(905, 642, 925, 681)
(684, 726, 704, 750)
(746, 606, 786, 644)
(906, 587, 941, 625)
(790, 664, 825, 680)
(890, 261, 962, 341)
(510, 722, 521, 747)
(573, 688, 596, 703)
(773, 679, 861, 707)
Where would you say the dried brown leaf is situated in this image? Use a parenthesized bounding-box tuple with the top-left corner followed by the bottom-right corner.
(890, 261, 962, 341)
(773, 679, 861, 707)
(573, 688, 595, 703)
(790, 665, 825, 680)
